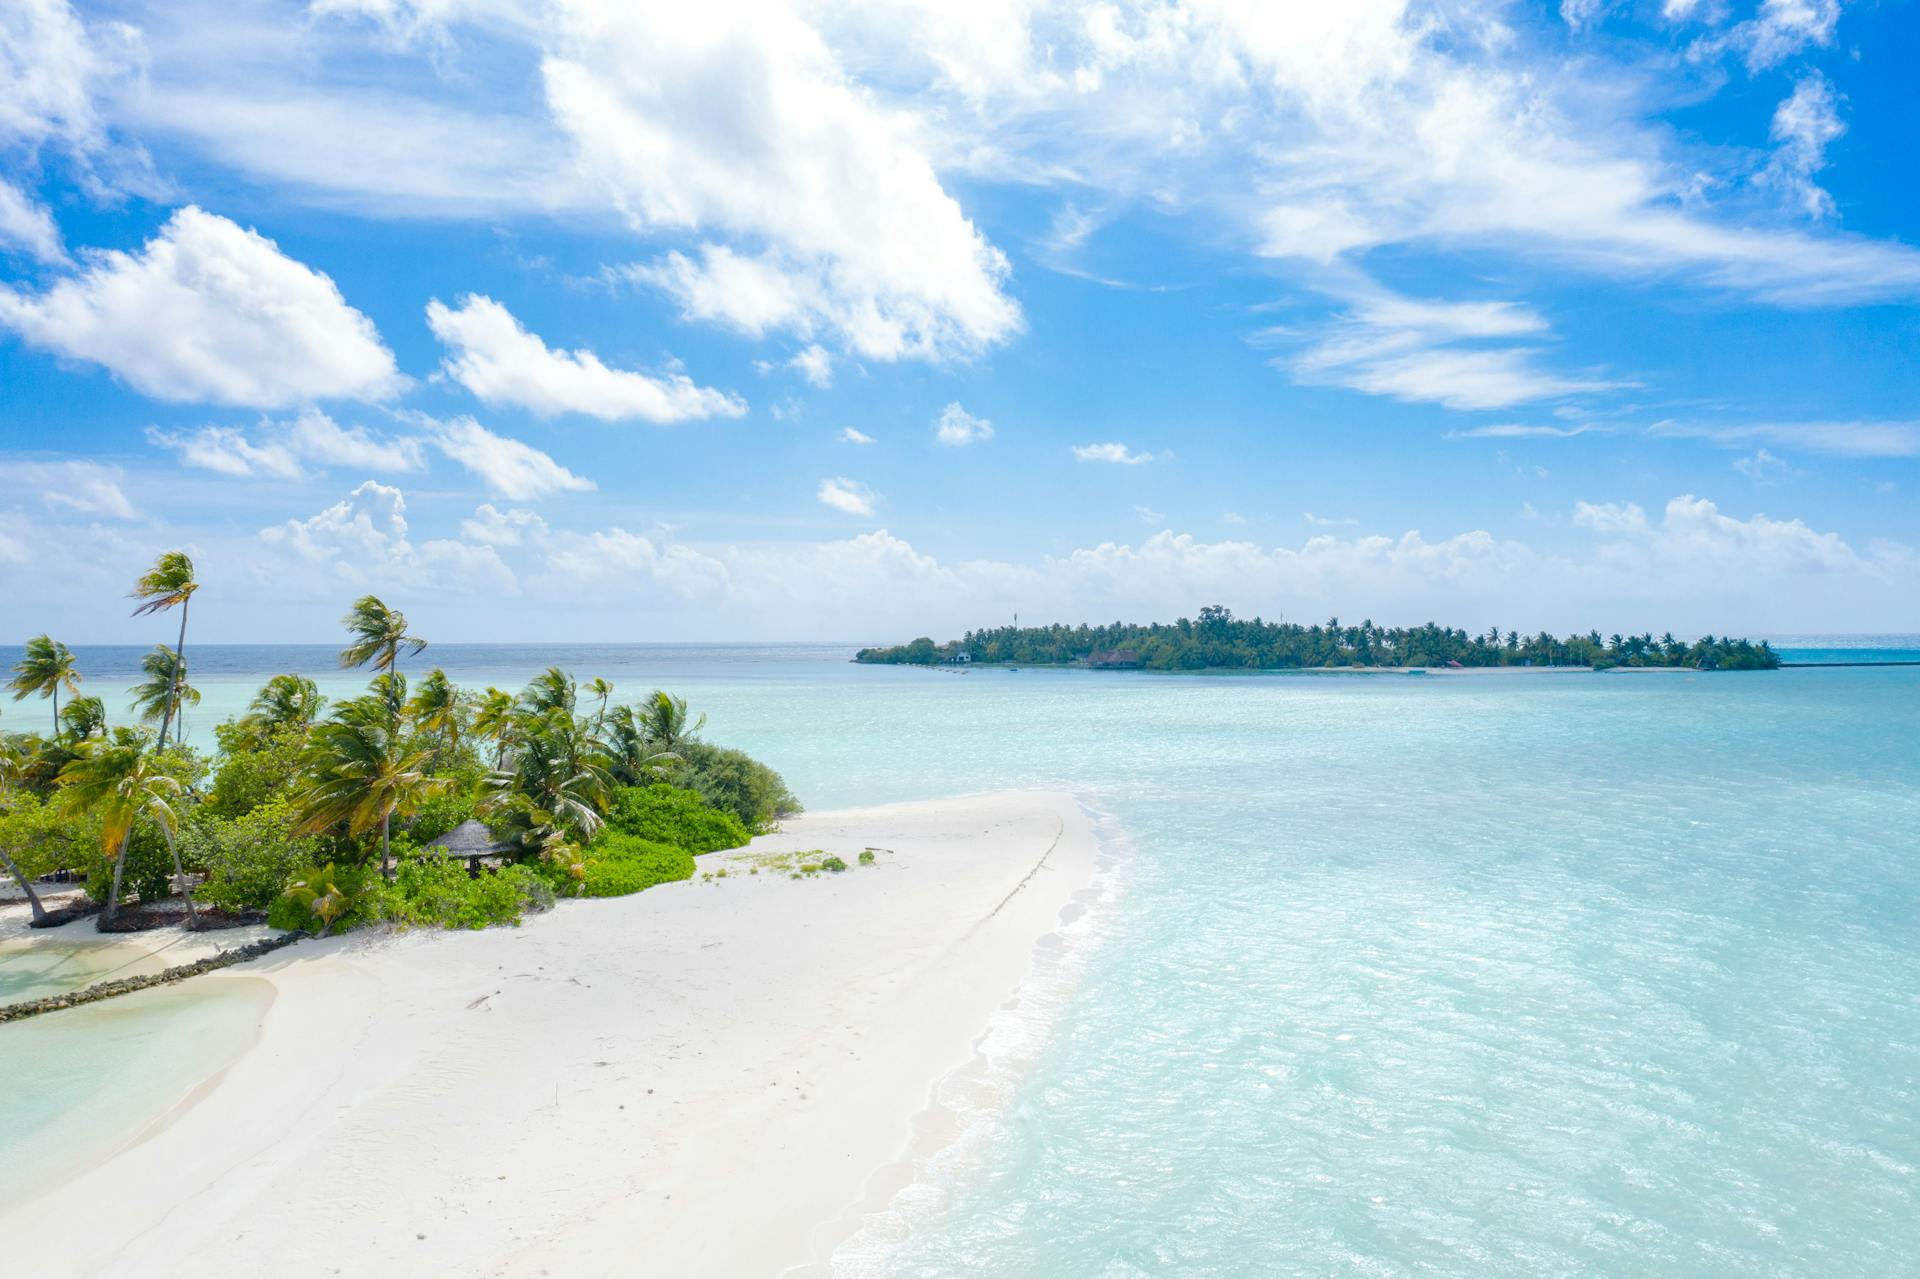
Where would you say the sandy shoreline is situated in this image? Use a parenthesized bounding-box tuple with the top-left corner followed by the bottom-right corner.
(0, 789, 1102, 1278)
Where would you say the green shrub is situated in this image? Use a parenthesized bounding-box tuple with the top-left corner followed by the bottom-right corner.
(673, 742, 801, 831)
(605, 784, 750, 854)
(186, 797, 324, 913)
(857, 850, 875, 866)
(819, 855, 847, 873)
(79, 823, 176, 905)
(204, 723, 308, 819)
(269, 862, 372, 934)
(405, 786, 479, 843)
(580, 832, 695, 898)
(367, 853, 555, 930)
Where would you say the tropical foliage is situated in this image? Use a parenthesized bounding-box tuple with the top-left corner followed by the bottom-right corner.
(857, 607, 1782, 671)
(3, 586, 798, 935)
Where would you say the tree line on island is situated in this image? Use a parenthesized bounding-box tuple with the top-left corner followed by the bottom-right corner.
(857, 606, 1781, 672)
(1, 552, 799, 936)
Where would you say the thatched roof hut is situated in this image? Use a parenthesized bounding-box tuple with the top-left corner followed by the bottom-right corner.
(424, 820, 512, 872)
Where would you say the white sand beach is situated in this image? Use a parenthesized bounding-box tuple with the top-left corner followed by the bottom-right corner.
(0, 790, 1101, 1278)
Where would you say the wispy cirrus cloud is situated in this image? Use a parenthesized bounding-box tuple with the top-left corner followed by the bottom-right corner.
(1649, 419, 1920, 458)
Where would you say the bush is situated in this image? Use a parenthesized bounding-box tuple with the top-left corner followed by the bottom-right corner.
(79, 823, 177, 906)
(186, 797, 324, 913)
(269, 862, 373, 934)
(605, 784, 750, 854)
(580, 832, 695, 898)
(673, 742, 801, 831)
(204, 723, 308, 819)
(405, 785, 479, 843)
(374, 852, 554, 930)
(819, 855, 848, 873)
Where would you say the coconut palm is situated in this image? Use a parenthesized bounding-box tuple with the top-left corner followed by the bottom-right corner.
(129, 645, 199, 735)
(293, 695, 444, 880)
(522, 666, 576, 717)
(129, 552, 199, 750)
(10, 634, 81, 737)
(57, 742, 197, 930)
(599, 702, 680, 786)
(473, 687, 517, 770)
(59, 695, 108, 743)
(281, 863, 358, 937)
(637, 690, 706, 751)
(485, 708, 611, 844)
(406, 668, 465, 774)
(0, 743, 54, 925)
(338, 595, 426, 724)
(586, 677, 614, 729)
(242, 674, 326, 737)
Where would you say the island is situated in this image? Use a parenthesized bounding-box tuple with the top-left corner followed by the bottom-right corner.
(855, 607, 1781, 671)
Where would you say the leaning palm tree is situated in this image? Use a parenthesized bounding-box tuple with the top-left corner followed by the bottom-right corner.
(293, 695, 444, 880)
(472, 687, 518, 770)
(406, 668, 465, 774)
(129, 552, 199, 750)
(637, 690, 706, 751)
(0, 742, 55, 925)
(129, 645, 199, 736)
(586, 677, 614, 730)
(485, 708, 612, 844)
(57, 742, 197, 930)
(242, 673, 326, 737)
(10, 635, 82, 737)
(598, 702, 680, 787)
(338, 595, 426, 724)
(521, 666, 577, 717)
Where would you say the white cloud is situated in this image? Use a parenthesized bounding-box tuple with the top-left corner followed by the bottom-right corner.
(146, 409, 422, 480)
(460, 503, 549, 546)
(934, 402, 993, 446)
(1573, 500, 1650, 534)
(1729, 0, 1842, 72)
(0, 178, 63, 263)
(0, 207, 401, 407)
(1222, 511, 1247, 525)
(1761, 75, 1845, 219)
(426, 417, 596, 500)
(1134, 505, 1165, 525)
(1446, 423, 1604, 440)
(546, 3, 1020, 361)
(789, 344, 833, 389)
(1304, 512, 1357, 527)
(0, 459, 138, 520)
(1072, 442, 1153, 465)
(258, 479, 514, 594)
(1733, 449, 1791, 482)
(838, 426, 874, 445)
(544, 526, 730, 601)
(1649, 419, 1920, 458)
(817, 476, 878, 516)
(426, 294, 744, 423)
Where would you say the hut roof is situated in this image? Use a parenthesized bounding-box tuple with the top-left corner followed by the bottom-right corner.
(424, 819, 509, 858)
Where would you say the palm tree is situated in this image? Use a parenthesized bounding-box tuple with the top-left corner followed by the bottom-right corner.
(294, 695, 443, 880)
(586, 677, 614, 730)
(522, 666, 576, 717)
(129, 645, 199, 735)
(242, 674, 326, 737)
(0, 740, 53, 925)
(59, 695, 107, 743)
(599, 703, 679, 786)
(10, 635, 81, 737)
(338, 595, 426, 725)
(637, 690, 705, 751)
(281, 863, 357, 937)
(473, 687, 517, 770)
(407, 668, 464, 774)
(129, 552, 199, 750)
(486, 708, 611, 845)
(57, 742, 197, 930)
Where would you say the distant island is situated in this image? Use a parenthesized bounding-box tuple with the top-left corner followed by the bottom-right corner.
(855, 607, 1781, 672)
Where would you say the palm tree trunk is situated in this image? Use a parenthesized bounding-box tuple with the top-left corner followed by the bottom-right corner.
(52, 683, 60, 739)
(100, 830, 131, 929)
(381, 809, 394, 881)
(161, 823, 199, 928)
(0, 847, 48, 925)
(158, 598, 190, 750)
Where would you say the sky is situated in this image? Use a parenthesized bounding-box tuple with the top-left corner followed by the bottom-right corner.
(1, 0, 1916, 644)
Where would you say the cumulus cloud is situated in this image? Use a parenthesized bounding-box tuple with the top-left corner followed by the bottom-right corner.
(146, 410, 423, 480)
(838, 426, 874, 445)
(1733, 449, 1791, 482)
(425, 417, 595, 500)
(789, 344, 833, 388)
(426, 294, 744, 423)
(258, 479, 513, 594)
(460, 503, 549, 546)
(933, 402, 992, 446)
(1573, 500, 1650, 535)
(816, 476, 877, 516)
(548, 4, 1021, 361)
(0, 458, 138, 520)
(1072, 442, 1153, 465)
(0, 207, 401, 407)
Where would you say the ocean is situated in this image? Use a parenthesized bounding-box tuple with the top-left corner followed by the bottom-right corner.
(3, 641, 1919, 1275)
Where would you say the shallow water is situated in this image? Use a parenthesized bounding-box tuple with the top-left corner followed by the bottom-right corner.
(3, 644, 1917, 1275)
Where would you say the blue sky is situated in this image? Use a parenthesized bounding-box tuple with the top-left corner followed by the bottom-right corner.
(1, 0, 1916, 643)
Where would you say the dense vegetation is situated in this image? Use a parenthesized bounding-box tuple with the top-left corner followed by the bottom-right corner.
(857, 606, 1781, 672)
(1, 553, 801, 937)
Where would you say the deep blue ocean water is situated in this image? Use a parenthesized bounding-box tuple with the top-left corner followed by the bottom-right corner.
(3, 641, 1918, 1275)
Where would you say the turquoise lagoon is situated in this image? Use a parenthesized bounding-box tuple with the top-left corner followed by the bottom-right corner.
(3, 643, 1919, 1275)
